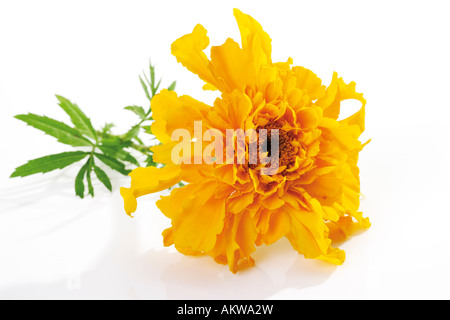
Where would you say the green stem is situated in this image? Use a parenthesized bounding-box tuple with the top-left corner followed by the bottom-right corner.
(90, 144, 97, 160)
(130, 143, 151, 154)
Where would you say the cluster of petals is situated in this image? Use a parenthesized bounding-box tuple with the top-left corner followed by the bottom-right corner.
(121, 9, 370, 273)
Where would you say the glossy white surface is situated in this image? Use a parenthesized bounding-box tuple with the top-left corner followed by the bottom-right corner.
(1, 0, 449, 299)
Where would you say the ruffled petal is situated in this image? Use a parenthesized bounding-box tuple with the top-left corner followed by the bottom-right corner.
(316, 72, 366, 120)
(210, 39, 253, 92)
(292, 66, 326, 101)
(208, 211, 257, 273)
(285, 204, 345, 265)
(233, 8, 272, 65)
(157, 181, 227, 253)
(209, 90, 253, 130)
(171, 24, 220, 90)
(151, 89, 210, 144)
(257, 208, 291, 245)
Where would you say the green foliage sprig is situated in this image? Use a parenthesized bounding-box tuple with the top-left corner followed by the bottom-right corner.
(11, 62, 176, 198)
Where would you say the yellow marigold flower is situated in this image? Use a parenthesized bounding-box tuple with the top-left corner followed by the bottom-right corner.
(120, 9, 370, 273)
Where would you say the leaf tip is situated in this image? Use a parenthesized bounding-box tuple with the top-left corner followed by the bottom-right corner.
(10, 171, 19, 178)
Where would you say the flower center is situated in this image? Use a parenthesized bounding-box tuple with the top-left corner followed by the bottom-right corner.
(278, 129, 297, 168)
(248, 121, 299, 172)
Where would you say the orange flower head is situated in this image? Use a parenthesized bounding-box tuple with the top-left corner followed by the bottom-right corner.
(120, 9, 370, 273)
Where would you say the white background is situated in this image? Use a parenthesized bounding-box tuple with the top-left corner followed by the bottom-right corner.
(1, 0, 449, 299)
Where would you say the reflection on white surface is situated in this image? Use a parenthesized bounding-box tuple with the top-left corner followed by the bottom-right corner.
(0, 170, 340, 299)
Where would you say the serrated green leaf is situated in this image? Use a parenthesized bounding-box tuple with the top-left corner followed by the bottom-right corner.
(75, 158, 91, 198)
(168, 81, 176, 91)
(124, 105, 146, 120)
(15, 114, 93, 147)
(11, 151, 89, 178)
(139, 76, 151, 101)
(56, 95, 97, 141)
(94, 153, 131, 176)
(94, 165, 112, 191)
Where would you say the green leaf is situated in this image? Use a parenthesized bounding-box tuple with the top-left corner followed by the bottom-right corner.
(141, 125, 152, 134)
(145, 153, 157, 167)
(75, 158, 91, 198)
(124, 105, 146, 120)
(101, 123, 114, 135)
(168, 81, 176, 91)
(132, 135, 144, 146)
(101, 136, 132, 148)
(143, 71, 152, 89)
(86, 160, 94, 197)
(149, 62, 155, 87)
(98, 145, 139, 166)
(11, 151, 89, 178)
(122, 152, 140, 166)
(148, 62, 161, 97)
(139, 76, 151, 101)
(15, 114, 93, 147)
(124, 125, 140, 140)
(94, 165, 112, 191)
(153, 79, 162, 96)
(94, 153, 131, 176)
(56, 95, 97, 141)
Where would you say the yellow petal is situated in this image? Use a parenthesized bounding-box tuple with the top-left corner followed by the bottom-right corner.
(340, 105, 366, 136)
(202, 82, 218, 91)
(158, 182, 226, 253)
(285, 204, 344, 264)
(233, 8, 272, 65)
(262, 193, 285, 210)
(209, 212, 257, 273)
(260, 209, 291, 245)
(224, 90, 253, 129)
(297, 106, 322, 131)
(235, 212, 257, 261)
(150, 141, 179, 164)
(171, 24, 219, 90)
(121, 165, 182, 217)
(206, 90, 253, 131)
(317, 72, 366, 120)
(227, 191, 255, 214)
(120, 187, 137, 217)
(210, 38, 252, 92)
(157, 183, 199, 219)
(162, 227, 174, 247)
(304, 169, 343, 202)
(151, 89, 210, 144)
(292, 66, 326, 101)
(327, 215, 370, 243)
